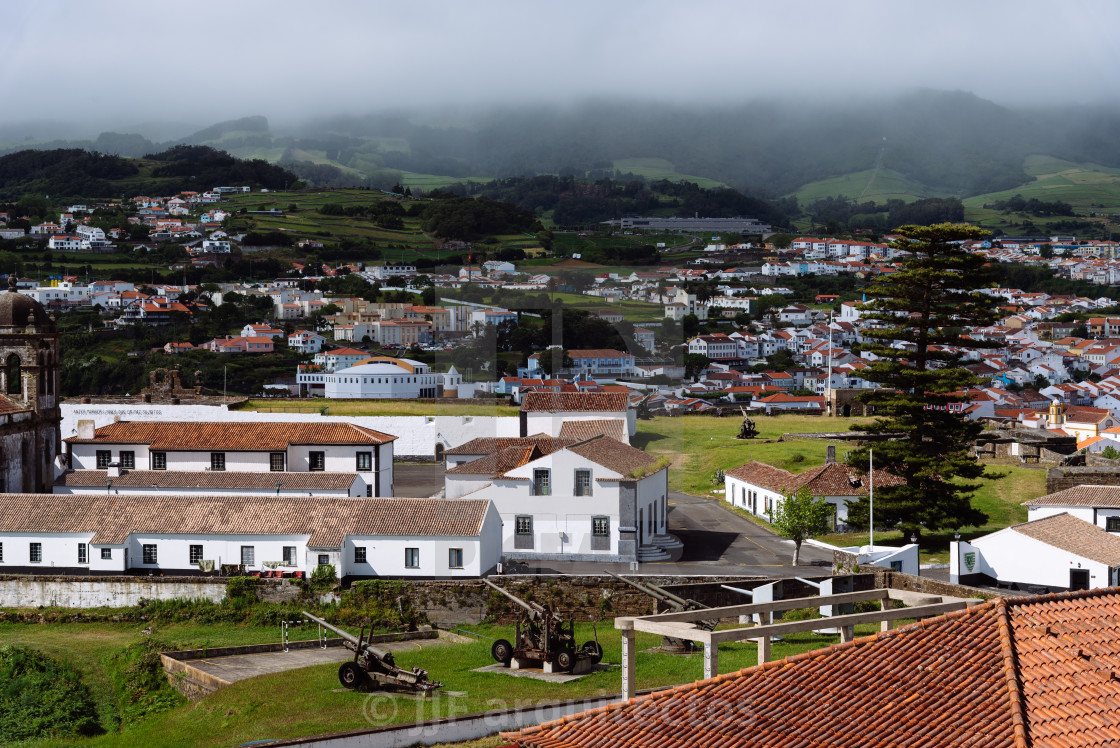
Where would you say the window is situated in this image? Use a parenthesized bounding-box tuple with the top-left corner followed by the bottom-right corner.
(119, 451, 135, 470)
(514, 515, 533, 549)
(30, 542, 41, 563)
(575, 469, 592, 496)
(890, 560, 904, 572)
(151, 451, 166, 470)
(354, 546, 367, 564)
(241, 546, 255, 566)
(283, 546, 296, 565)
(405, 548, 420, 568)
(78, 543, 88, 564)
(143, 544, 157, 564)
(533, 469, 551, 496)
(592, 517, 610, 536)
(356, 452, 372, 472)
(270, 452, 285, 472)
(6, 354, 20, 395)
(101, 548, 112, 560)
(210, 453, 226, 471)
(309, 451, 325, 471)
(449, 548, 463, 569)
(189, 545, 203, 564)
(366, 485, 373, 497)
(96, 450, 111, 469)
(0, 542, 4, 561)
(318, 554, 329, 566)
(1108, 517, 1120, 532)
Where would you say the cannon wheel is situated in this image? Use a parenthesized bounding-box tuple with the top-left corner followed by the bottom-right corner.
(556, 647, 576, 672)
(581, 641, 603, 665)
(339, 661, 369, 690)
(492, 639, 514, 665)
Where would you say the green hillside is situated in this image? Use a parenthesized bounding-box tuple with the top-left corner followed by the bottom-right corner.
(612, 158, 728, 189)
(791, 168, 946, 205)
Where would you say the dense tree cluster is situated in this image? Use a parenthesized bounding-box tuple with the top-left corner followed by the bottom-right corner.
(986, 194, 1075, 216)
(145, 145, 297, 190)
(0, 149, 138, 199)
(420, 196, 539, 240)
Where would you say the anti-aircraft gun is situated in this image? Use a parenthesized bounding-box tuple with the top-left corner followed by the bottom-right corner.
(302, 611, 442, 694)
(483, 579, 602, 672)
(606, 571, 718, 652)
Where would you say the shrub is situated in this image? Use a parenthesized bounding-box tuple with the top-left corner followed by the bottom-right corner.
(309, 563, 337, 592)
(107, 638, 186, 726)
(0, 645, 102, 741)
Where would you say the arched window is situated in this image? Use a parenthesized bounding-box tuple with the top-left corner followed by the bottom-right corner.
(6, 355, 20, 395)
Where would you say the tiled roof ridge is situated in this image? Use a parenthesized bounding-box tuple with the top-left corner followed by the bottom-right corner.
(508, 599, 1003, 743)
(994, 598, 1031, 748)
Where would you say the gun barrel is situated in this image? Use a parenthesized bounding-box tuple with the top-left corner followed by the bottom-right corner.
(302, 611, 391, 660)
(605, 570, 676, 603)
(644, 582, 696, 609)
(483, 578, 545, 617)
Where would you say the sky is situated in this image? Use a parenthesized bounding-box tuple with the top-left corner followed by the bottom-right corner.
(2, 0, 1119, 132)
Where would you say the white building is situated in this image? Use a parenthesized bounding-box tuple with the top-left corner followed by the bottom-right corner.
(952, 511, 1120, 592)
(443, 435, 674, 562)
(299, 357, 461, 400)
(64, 420, 396, 497)
(289, 330, 327, 353)
(201, 239, 232, 253)
(0, 494, 500, 580)
(520, 391, 634, 442)
(724, 455, 902, 531)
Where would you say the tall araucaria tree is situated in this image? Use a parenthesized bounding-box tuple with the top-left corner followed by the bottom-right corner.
(845, 222, 1004, 539)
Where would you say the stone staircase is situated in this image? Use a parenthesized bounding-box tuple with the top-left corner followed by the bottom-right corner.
(636, 533, 685, 563)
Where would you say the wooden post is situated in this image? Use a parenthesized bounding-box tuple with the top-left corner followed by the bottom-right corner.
(881, 596, 892, 632)
(704, 641, 718, 680)
(840, 625, 854, 643)
(621, 626, 636, 701)
(757, 609, 772, 665)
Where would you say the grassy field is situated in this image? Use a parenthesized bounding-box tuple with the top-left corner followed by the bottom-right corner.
(790, 168, 941, 206)
(9, 618, 892, 748)
(236, 399, 520, 417)
(636, 413, 1046, 563)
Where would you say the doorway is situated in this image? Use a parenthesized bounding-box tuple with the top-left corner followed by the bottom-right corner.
(1070, 568, 1090, 591)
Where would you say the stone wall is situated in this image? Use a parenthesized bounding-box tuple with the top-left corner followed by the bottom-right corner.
(0, 574, 228, 608)
(872, 571, 992, 600)
(1046, 466, 1120, 494)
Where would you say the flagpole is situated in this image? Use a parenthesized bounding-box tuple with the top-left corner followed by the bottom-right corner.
(869, 447, 874, 552)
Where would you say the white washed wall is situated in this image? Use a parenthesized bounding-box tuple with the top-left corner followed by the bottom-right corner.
(62, 403, 520, 459)
(0, 532, 94, 571)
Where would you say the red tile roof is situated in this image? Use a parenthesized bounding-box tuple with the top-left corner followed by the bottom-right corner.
(507, 589, 1120, 748)
(65, 421, 397, 449)
(0, 495, 490, 545)
(520, 392, 629, 413)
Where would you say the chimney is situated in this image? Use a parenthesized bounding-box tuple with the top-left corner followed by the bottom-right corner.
(77, 420, 95, 440)
(825, 445, 836, 464)
(107, 461, 120, 478)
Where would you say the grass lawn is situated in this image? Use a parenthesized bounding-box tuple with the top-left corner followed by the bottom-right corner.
(636, 413, 1047, 564)
(236, 398, 519, 417)
(12, 618, 890, 748)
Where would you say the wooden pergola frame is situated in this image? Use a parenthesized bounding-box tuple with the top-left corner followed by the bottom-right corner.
(614, 587, 982, 700)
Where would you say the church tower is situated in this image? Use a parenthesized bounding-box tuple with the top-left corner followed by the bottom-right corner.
(0, 276, 61, 492)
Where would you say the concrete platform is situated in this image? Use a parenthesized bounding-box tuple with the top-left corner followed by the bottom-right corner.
(186, 637, 455, 684)
(472, 662, 616, 683)
(187, 645, 353, 683)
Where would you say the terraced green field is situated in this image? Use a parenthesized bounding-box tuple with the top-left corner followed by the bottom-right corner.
(612, 158, 728, 189)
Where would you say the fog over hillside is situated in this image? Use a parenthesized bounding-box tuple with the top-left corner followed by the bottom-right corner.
(2, 0, 1119, 131)
(3, 1, 1119, 199)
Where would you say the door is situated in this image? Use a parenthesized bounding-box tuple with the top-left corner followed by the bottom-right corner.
(1070, 568, 1090, 591)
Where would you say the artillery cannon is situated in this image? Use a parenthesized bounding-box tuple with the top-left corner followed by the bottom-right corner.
(483, 579, 602, 672)
(301, 611, 441, 694)
(606, 571, 718, 653)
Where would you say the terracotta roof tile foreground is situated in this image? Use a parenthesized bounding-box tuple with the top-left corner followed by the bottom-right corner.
(65, 421, 397, 449)
(506, 589, 1120, 748)
(0, 495, 489, 545)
